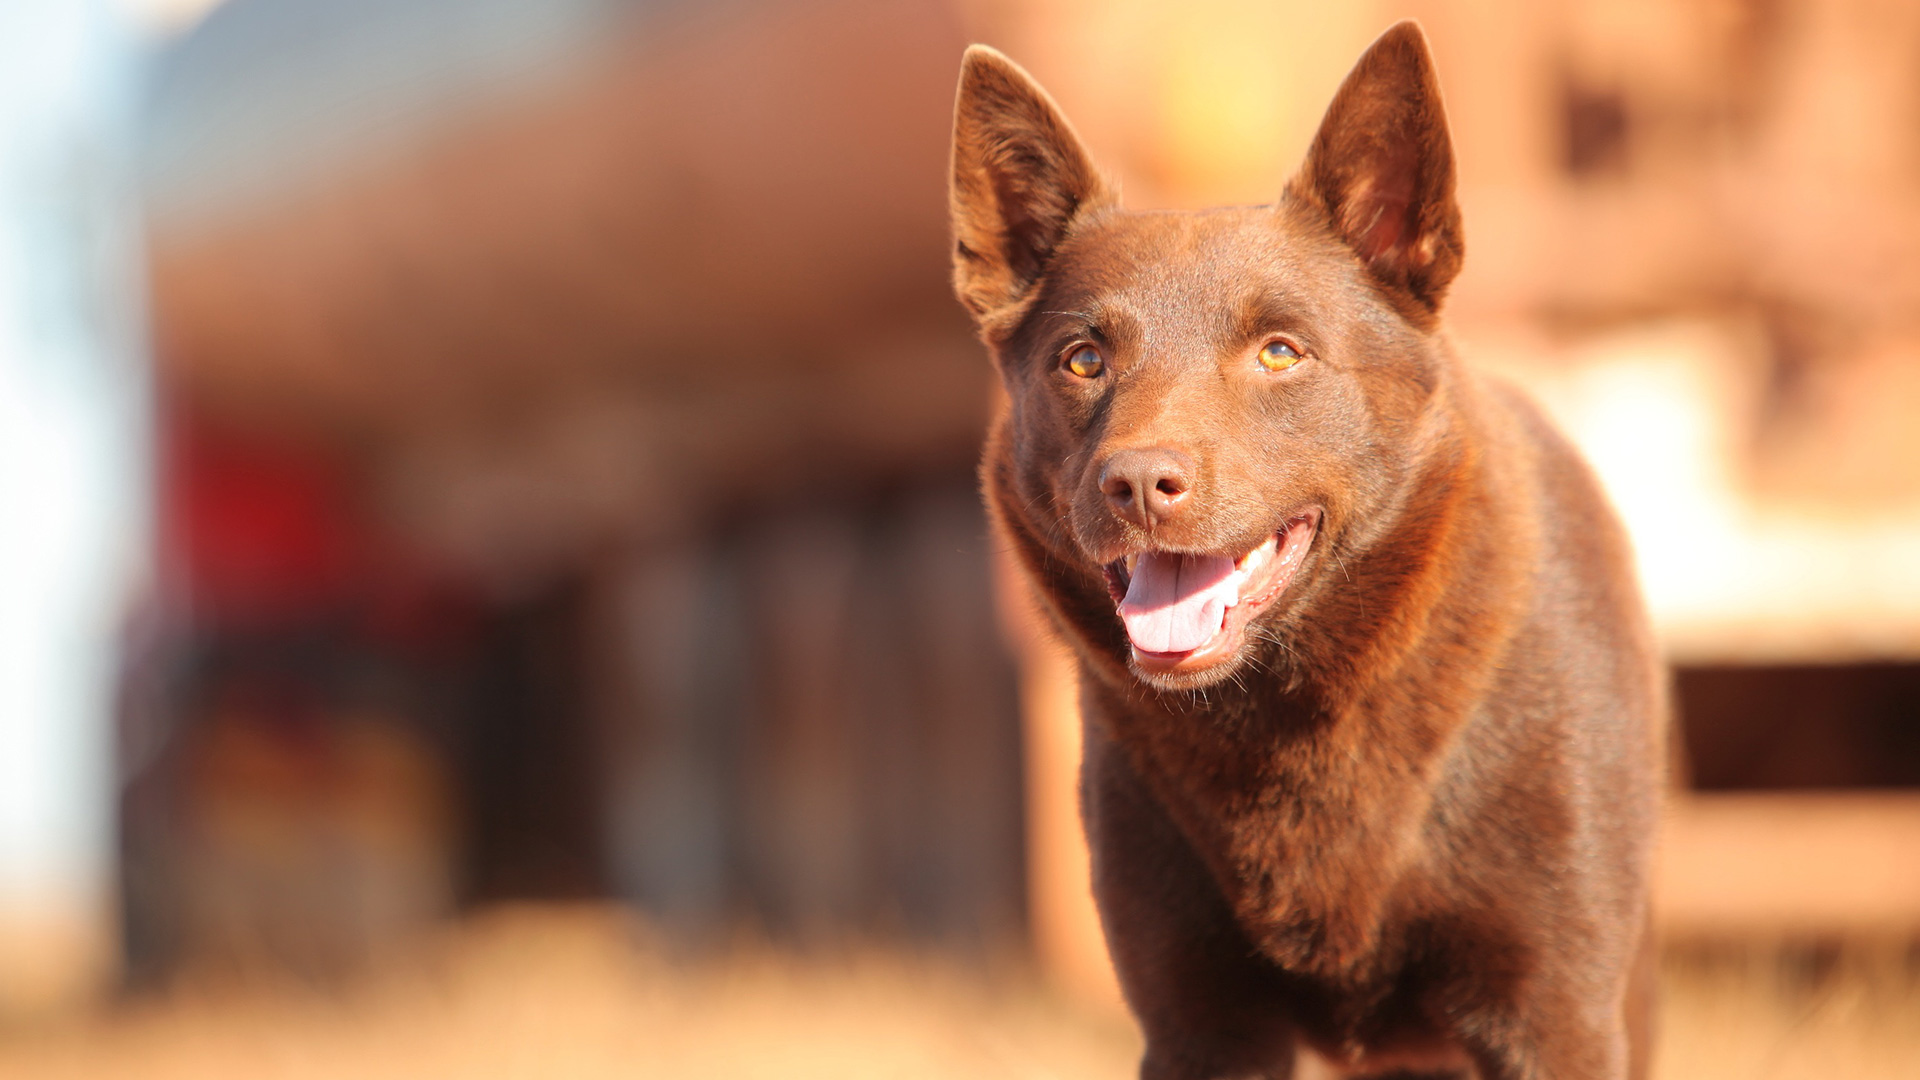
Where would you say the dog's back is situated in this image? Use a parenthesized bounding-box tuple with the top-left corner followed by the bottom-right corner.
(950, 21, 1663, 1080)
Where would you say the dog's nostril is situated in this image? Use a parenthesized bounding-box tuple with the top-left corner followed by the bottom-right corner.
(1100, 446, 1197, 528)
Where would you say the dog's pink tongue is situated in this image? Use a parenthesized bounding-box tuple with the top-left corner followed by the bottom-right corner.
(1119, 553, 1237, 654)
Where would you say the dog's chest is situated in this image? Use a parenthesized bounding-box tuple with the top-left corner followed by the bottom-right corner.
(1108, 691, 1423, 976)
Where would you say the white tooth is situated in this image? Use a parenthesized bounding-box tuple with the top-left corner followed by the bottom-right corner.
(1125, 553, 1139, 574)
(1238, 535, 1277, 572)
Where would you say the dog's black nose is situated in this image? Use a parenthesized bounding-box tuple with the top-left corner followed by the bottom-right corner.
(1100, 447, 1194, 531)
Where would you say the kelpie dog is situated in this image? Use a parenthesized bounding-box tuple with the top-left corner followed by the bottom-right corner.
(948, 22, 1664, 1080)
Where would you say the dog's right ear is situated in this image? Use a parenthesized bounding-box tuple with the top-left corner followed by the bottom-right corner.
(950, 46, 1113, 324)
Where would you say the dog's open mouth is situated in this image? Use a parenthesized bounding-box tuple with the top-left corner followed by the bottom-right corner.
(1102, 509, 1321, 674)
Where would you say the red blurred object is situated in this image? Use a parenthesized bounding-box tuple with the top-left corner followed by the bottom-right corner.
(165, 410, 366, 627)
(163, 408, 479, 654)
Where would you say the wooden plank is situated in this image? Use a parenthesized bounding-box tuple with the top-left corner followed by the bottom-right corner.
(1657, 792, 1920, 936)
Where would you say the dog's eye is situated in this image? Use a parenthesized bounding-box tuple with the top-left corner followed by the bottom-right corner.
(1065, 345, 1105, 378)
(1258, 339, 1305, 371)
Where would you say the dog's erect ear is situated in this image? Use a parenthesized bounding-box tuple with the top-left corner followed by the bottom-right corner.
(950, 46, 1113, 323)
(1285, 21, 1462, 321)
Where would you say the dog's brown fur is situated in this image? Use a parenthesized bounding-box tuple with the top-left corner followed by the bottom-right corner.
(949, 23, 1663, 1080)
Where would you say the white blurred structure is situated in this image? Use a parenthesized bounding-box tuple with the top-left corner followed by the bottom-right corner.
(0, 0, 148, 1013)
(122, 0, 228, 38)
(1476, 321, 1920, 664)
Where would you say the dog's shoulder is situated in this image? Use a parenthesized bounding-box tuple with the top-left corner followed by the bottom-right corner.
(1458, 359, 1663, 738)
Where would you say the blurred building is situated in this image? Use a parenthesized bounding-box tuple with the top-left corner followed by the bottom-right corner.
(95, 0, 1920, 996)
(126, 0, 1025, 981)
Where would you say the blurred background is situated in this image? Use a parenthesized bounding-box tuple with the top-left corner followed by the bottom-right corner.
(2, 0, 1918, 1075)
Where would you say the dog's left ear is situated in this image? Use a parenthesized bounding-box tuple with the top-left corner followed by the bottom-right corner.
(950, 46, 1114, 325)
(1285, 21, 1462, 322)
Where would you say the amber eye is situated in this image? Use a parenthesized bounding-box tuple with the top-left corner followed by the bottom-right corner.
(1065, 344, 1105, 378)
(1258, 339, 1305, 371)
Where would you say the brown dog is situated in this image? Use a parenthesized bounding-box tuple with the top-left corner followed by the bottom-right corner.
(949, 22, 1664, 1080)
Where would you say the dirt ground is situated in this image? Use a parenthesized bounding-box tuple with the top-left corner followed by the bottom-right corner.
(2, 905, 1916, 1079)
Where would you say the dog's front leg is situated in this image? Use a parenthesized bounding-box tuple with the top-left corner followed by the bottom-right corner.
(1456, 985, 1636, 1080)
(1080, 715, 1298, 1080)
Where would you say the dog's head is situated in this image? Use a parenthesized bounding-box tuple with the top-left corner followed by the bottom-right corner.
(951, 23, 1467, 692)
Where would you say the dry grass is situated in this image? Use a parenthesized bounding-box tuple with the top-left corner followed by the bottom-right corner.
(1, 905, 1916, 1078)
(0, 905, 1140, 1079)
(1656, 939, 1920, 1080)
